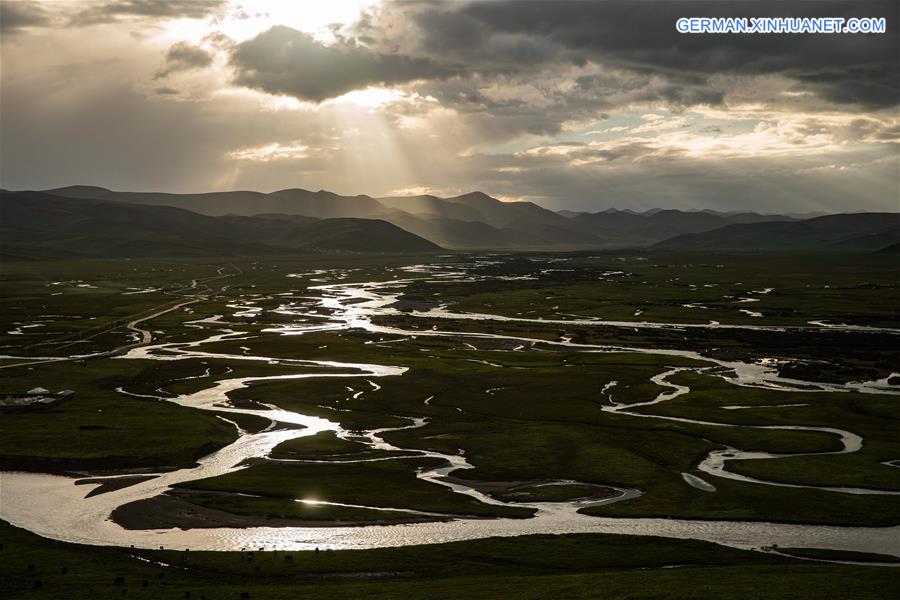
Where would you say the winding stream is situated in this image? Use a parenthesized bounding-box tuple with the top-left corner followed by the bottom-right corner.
(2, 263, 899, 560)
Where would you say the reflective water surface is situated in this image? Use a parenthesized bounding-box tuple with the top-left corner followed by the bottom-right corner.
(2, 263, 898, 559)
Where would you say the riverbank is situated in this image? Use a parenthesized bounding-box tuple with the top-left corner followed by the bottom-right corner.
(4, 519, 900, 600)
(1, 254, 898, 576)
(111, 492, 450, 530)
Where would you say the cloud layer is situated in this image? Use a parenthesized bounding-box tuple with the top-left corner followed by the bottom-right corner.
(230, 26, 459, 102)
(1, 0, 897, 213)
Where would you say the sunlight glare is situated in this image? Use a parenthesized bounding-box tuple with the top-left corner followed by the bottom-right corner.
(218, 0, 379, 42)
(328, 88, 407, 109)
(158, 1, 380, 44)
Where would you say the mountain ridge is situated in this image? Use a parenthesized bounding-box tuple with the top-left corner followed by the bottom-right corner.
(39, 185, 812, 250)
(0, 191, 441, 259)
(652, 213, 900, 253)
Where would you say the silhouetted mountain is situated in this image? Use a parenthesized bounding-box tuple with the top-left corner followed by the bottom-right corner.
(445, 192, 570, 229)
(267, 189, 386, 218)
(652, 213, 900, 252)
(0, 191, 440, 259)
(29, 185, 877, 252)
(569, 208, 794, 245)
(45, 186, 386, 219)
(377, 195, 484, 221)
(45, 186, 614, 249)
(381, 212, 540, 248)
(557, 210, 587, 218)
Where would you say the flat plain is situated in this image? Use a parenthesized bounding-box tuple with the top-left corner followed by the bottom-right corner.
(1, 252, 898, 598)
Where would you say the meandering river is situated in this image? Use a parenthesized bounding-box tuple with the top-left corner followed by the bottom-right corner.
(2, 263, 898, 561)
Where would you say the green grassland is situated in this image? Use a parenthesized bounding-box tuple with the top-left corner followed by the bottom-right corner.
(1, 253, 898, 597)
(0, 355, 352, 472)
(0, 358, 237, 471)
(490, 482, 617, 502)
(435, 253, 900, 327)
(269, 430, 409, 459)
(167, 489, 434, 525)
(149, 347, 899, 527)
(631, 372, 900, 491)
(371, 309, 898, 384)
(170, 459, 533, 521)
(0, 259, 227, 358)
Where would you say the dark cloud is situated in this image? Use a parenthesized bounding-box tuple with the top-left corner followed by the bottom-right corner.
(449, 0, 900, 109)
(643, 85, 726, 109)
(407, 66, 722, 144)
(356, 1, 898, 110)
(70, 0, 226, 26)
(793, 66, 899, 109)
(412, 8, 563, 70)
(0, 1, 50, 34)
(457, 1, 892, 67)
(230, 26, 461, 103)
(155, 42, 213, 79)
(1, 0, 896, 213)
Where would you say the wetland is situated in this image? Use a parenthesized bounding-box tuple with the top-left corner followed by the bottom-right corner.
(1, 252, 898, 598)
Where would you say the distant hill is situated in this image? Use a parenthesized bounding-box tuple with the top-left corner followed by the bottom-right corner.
(43, 186, 799, 250)
(44, 186, 386, 219)
(0, 191, 440, 259)
(652, 213, 900, 253)
(46, 186, 608, 249)
(20, 185, 889, 252)
(377, 192, 606, 248)
(567, 208, 795, 246)
(378, 194, 485, 221)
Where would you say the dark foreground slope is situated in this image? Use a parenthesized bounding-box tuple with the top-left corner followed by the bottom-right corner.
(653, 213, 900, 253)
(4, 520, 900, 600)
(0, 191, 440, 259)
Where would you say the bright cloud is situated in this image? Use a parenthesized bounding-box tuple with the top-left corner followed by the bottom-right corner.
(1, 1, 897, 212)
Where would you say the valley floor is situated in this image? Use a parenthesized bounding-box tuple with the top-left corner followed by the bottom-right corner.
(1, 251, 898, 597)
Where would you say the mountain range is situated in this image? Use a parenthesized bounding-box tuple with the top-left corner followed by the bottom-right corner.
(39, 185, 805, 250)
(0, 191, 439, 260)
(2, 186, 896, 258)
(653, 212, 900, 253)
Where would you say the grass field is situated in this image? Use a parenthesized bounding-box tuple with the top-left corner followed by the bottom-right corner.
(1, 252, 898, 597)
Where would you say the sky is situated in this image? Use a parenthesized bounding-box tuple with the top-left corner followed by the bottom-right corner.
(1, 0, 898, 213)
